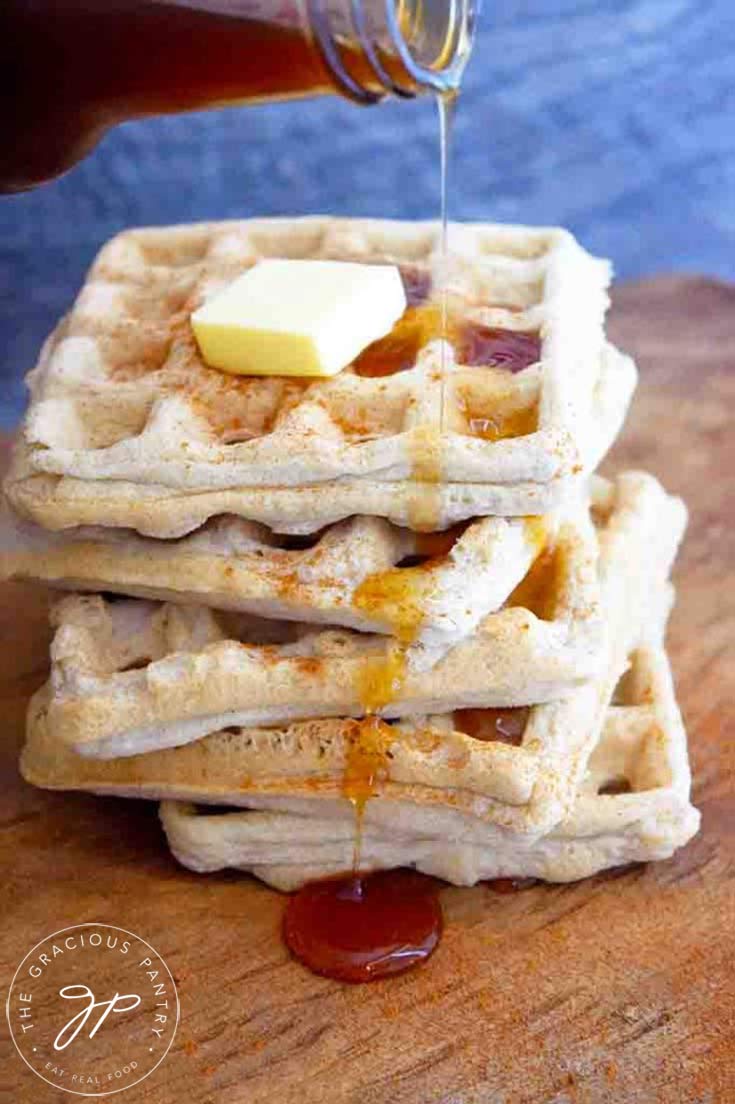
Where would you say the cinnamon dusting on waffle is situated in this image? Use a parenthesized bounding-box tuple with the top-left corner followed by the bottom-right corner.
(12, 219, 630, 537)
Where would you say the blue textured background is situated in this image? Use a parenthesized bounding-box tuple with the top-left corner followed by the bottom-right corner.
(3, 0, 735, 427)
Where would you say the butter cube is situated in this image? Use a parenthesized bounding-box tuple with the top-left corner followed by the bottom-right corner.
(191, 259, 407, 378)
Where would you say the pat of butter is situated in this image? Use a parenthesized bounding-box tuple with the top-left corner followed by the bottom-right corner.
(191, 259, 407, 378)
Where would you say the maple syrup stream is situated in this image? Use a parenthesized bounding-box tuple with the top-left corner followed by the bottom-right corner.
(438, 88, 458, 415)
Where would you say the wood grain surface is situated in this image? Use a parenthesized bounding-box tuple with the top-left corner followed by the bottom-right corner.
(2, 277, 734, 1104)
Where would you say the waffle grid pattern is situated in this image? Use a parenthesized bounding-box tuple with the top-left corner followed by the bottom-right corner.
(6, 217, 637, 531)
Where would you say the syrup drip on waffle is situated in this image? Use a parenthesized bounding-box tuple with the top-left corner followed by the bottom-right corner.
(408, 425, 443, 533)
(437, 91, 456, 357)
(345, 650, 406, 872)
(352, 300, 443, 379)
(352, 301, 541, 531)
(506, 534, 564, 621)
(342, 714, 393, 871)
(351, 522, 468, 640)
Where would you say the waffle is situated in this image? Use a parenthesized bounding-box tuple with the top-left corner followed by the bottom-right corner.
(4, 217, 637, 535)
(156, 643, 699, 889)
(21, 473, 687, 833)
(0, 503, 555, 651)
(22, 596, 690, 850)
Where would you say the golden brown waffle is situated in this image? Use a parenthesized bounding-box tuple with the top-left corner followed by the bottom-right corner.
(5, 217, 637, 534)
(0, 505, 553, 652)
(21, 473, 687, 834)
(157, 643, 699, 888)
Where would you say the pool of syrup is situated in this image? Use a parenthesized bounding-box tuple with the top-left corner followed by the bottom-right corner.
(353, 306, 541, 380)
(284, 869, 442, 983)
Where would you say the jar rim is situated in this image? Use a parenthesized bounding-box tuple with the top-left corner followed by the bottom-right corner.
(306, 0, 479, 103)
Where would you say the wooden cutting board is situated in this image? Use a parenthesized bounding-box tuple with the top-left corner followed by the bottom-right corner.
(2, 276, 734, 1104)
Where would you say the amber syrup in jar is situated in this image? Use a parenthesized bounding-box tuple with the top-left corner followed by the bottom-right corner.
(0, 0, 476, 190)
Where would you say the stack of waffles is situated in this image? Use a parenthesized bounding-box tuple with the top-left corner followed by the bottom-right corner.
(2, 217, 700, 888)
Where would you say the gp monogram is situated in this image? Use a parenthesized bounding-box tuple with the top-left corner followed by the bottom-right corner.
(53, 986, 143, 1051)
(6, 923, 179, 1096)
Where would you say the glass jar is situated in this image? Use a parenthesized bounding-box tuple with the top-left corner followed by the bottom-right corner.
(1, 0, 477, 192)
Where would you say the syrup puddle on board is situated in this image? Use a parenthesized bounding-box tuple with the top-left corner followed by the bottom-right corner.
(283, 868, 442, 983)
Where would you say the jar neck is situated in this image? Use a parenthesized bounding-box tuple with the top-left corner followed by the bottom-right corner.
(306, 0, 478, 103)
